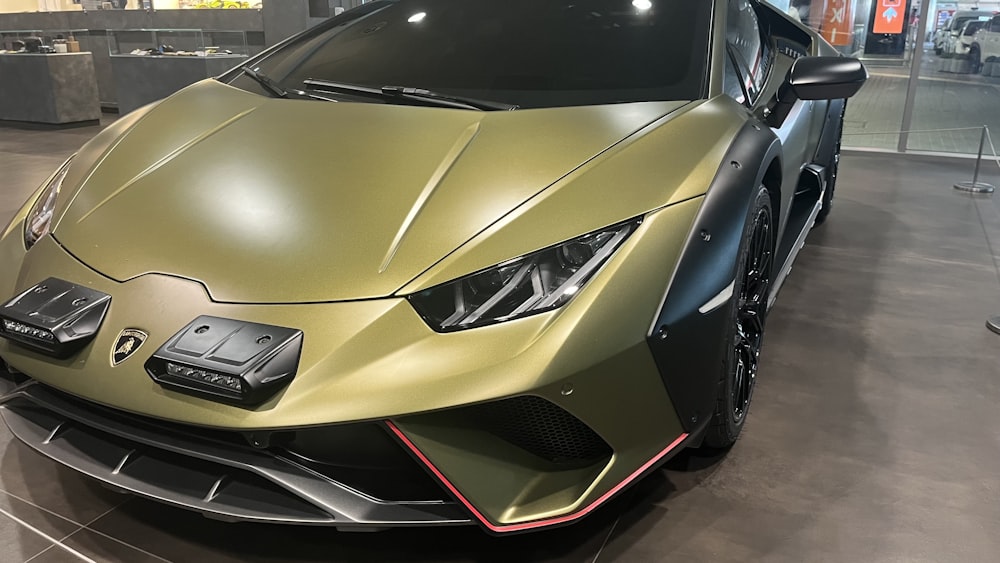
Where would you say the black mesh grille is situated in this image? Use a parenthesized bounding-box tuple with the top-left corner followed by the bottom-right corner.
(470, 396, 611, 464)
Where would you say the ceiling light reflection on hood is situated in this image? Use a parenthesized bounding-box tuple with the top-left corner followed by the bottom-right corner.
(408, 12, 427, 23)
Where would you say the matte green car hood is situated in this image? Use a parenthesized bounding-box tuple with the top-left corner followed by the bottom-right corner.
(52, 80, 688, 303)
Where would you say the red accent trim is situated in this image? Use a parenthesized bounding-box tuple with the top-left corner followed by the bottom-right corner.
(385, 420, 689, 533)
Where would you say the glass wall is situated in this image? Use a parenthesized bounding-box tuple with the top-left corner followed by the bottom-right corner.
(767, 0, 1000, 156)
(908, 2, 1000, 153)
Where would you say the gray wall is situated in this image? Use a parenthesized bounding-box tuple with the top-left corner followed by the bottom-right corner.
(262, 0, 309, 47)
(264, 0, 355, 47)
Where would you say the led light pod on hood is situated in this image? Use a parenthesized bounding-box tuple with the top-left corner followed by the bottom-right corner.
(408, 219, 641, 332)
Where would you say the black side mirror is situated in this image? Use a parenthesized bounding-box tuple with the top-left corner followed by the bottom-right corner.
(767, 56, 868, 126)
(786, 56, 869, 100)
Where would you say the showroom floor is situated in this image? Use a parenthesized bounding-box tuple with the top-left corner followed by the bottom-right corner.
(0, 119, 999, 562)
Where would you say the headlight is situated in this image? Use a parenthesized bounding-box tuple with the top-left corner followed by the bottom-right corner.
(408, 219, 641, 332)
(24, 155, 74, 249)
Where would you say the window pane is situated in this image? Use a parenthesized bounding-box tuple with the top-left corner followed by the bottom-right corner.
(908, 9, 1000, 154)
(728, 0, 766, 96)
(763, 0, 909, 151)
(724, 52, 749, 105)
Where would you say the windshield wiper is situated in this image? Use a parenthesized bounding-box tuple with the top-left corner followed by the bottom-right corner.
(381, 86, 519, 111)
(303, 79, 518, 111)
(242, 66, 288, 98)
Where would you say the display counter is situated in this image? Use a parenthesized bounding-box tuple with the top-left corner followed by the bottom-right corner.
(111, 53, 245, 114)
(110, 28, 248, 114)
(0, 52, 100, 124)
(0, 11, 266, 107)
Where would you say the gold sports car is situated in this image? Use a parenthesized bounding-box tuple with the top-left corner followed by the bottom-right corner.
(0, 0, 866, 533)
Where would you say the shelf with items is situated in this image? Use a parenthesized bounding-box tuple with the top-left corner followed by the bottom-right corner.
(108, 28, 248, 58)
(158, 0, 260, 7)
(0, 30, 88, 54)
(1, 30, 42, 53)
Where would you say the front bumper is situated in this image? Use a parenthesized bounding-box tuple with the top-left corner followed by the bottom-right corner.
(0, 365, 696, 532)
(0, 198, 704, 531)
(0, 369, 470, 529)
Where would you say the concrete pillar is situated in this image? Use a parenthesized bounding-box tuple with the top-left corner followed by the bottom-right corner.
(262, 0, 309, 47)
(263, 0, 351, 47)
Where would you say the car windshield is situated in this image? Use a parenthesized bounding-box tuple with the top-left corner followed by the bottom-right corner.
(963, 21, 985, 36)
(229, 0, 713, 109)
(951, 16, 982, 31)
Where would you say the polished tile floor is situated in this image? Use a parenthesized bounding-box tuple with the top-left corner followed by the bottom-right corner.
(0, 120, 999, 562)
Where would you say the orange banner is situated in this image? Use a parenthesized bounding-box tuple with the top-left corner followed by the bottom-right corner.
(872, 0, 906, 34)
(821, 0, 855, 46)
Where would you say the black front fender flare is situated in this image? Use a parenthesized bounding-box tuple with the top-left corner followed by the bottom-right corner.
(647, 120, 781, 433)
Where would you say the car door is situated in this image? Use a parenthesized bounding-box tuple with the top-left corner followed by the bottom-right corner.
(988, 16, 1000, 59)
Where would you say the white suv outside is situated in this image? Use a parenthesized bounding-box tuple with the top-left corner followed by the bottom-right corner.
(971, 14, 1000, 67)
(947, 20, 988, 55)
(935, 10, 992, 54)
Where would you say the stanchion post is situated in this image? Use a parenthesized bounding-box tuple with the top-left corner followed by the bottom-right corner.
(988, 317, 1000, 335)
(954, 125, 996, 194)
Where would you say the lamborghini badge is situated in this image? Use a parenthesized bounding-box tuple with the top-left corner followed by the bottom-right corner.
(111, 329, 147, 366)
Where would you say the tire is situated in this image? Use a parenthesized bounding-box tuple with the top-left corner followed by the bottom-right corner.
(814, 101, 846, 226)
(703, 186, 774, 449)
(935, 47, 943, 55)
(970, 46, 982, 74)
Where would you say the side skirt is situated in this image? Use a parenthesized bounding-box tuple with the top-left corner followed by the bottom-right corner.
(767, 164, 825, 310)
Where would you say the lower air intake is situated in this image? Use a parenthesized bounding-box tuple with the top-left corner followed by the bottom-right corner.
(469, 396, 611, 464)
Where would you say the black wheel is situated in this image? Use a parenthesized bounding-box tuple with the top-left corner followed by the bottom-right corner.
(703, 186, 774, 449)
(935, 46, 943, 55)
(970, 46, 982, 73)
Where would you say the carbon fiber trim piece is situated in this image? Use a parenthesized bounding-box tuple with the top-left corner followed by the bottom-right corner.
(0, 382, 471, 529)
